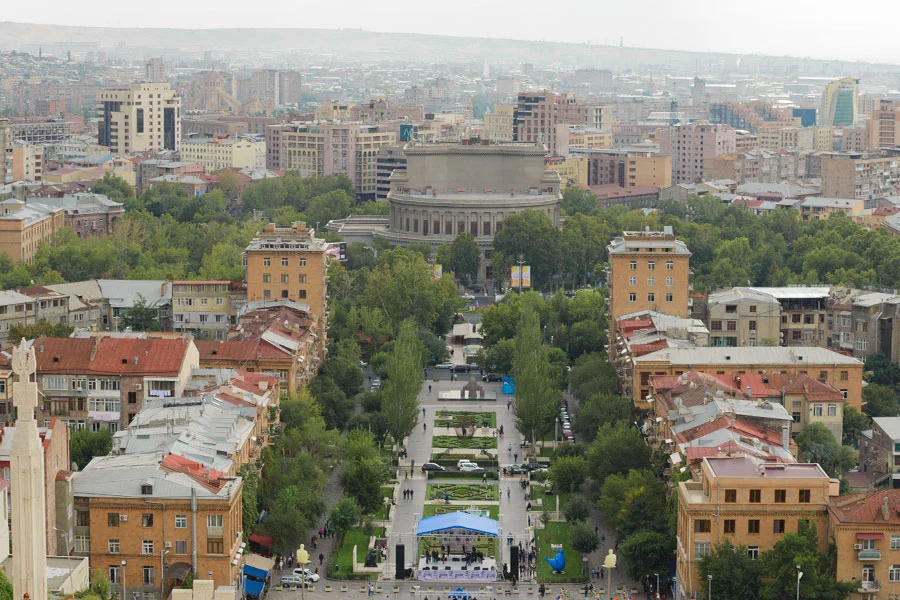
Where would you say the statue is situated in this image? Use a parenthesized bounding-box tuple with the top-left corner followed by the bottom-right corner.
(364, 550, 379, 567)
(544, 547, 566, 573)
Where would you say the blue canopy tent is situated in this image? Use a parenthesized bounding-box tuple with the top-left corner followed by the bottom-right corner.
(416, 512, 499, 536)
(242, 554, 274, 599)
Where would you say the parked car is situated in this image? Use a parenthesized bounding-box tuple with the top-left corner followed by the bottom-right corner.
(281, 575, 304, 587)
(524, 461, 547, 472)
(359, 360, 368, 368)
(457, 459, 479, 469)
(452, 364, 474, 373)
(435, 362, 455, 369)
(460, 463, 485, 473)
(482, 373, 503, 382)
(503, 464, 528, 475)
(562, 432, 575, 441)
(292, 569, 320, 582)
(371, 378, 381, 390)
(422, 462, 446, 472)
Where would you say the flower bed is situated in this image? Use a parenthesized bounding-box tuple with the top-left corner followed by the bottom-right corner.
(432, 436, 498, 450)
(433, 411, 498, 429)
(426, 483, 499, 501)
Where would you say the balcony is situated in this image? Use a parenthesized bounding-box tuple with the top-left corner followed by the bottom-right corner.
(858, 549, 881, 560)
(858, 581, 880, 594)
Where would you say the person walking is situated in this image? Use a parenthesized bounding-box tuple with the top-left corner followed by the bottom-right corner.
(482, 472, 487, 483)
(507, 487, 511, 501)
(318, 553, 324, 565)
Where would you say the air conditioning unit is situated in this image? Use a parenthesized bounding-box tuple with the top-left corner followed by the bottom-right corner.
(135, 384, 143, 391)
(854, 544, 863, 550)
(119, 514, 128, 522)
(164, 541, 172, 548)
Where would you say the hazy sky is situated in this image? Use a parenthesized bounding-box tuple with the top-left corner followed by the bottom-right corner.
(7, 0, 900, 64)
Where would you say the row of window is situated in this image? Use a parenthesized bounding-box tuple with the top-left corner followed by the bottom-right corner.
(628, 293, 674, 303)
(628, 277, 675, 287)
(262, 257, 307, 267)
(174, 297, 225, 306)
(262, 273, 308, 284)
(92, 537, 219, 556)
(721, 488, 812, 503)
(628, 260, 675, 270)
(107, 565, 154, 586)
(694, 517, 789, 536)
(262, 289, 308, 300)
(103, 511, 222, 529)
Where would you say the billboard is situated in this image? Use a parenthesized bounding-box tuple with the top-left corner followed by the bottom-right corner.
(400, 124, 414, 141)
(510, 266, 521, 288)
(521, 266, 531, 288)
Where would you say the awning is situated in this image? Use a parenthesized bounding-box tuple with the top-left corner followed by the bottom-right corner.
(244, 578, 265, 597)
(249, 533, 273, 548)
(166, 562, 193, 581)
(857, 533, 885, 540)
(416, 512, 499, 536)
(669, 453, 683, 466)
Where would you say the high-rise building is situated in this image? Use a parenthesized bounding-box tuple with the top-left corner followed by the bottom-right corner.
(820, 77, 859, 127)
(572, 148, 671, 188)
(656, 123, 736, 183)
(97, 83, 181, 154)
(0, 118, 10, 184)
(243, 222, 328, 324)
(512, 92, 613, 155)
(483, 105, 515, 141)
(867, 100, 900, 150)
(821, 151, 900, 199)
(144, 57, 166, 82)
(278, 71, 303, 105)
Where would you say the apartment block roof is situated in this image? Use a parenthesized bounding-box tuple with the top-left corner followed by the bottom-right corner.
(872, 417, 900, 441)
(0, 290, 34, 307)
(635, 346, 861, 366)
(34, 336, 192, 376)
(97, 279, 172, 308)
(705, 456, 828, 479)
(829, 490, 900, 525)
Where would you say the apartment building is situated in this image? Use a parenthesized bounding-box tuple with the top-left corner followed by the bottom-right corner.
(375, 144, 407, 201)
(821, 77, 859, 127)
(243, 222, 328, 323)
(859, 418, 900, 488)
(97, 83, 181, 154)
(171, 281, 235, 340)
(568, 127, 613, 150)
(0, 290, 37, 342)
(33, 336, 200, 431)
(706, 288, 781, 347)
(630, 346, 864, 410)
(265, 122, 396, 198)
(709, 101, 797, 133)
(573, 148, 672, 188)
(73, 453, 243, 597)
(821, 152, 900, 200)
(35, 193, 125, 238)
(0, 202, 66, 263)
(483, 105, 514, 142)
(606, 228, 691, 337)
(675, 457, 835, 600)
(704, 149, 808, 184)
(867, 100, 900, 150)
(0, 118, 9, 183)
(544, 155, 587, 189)
(11, 141, 43, 182)
(743, 286, 830, 347)
(512, 92, 611, 155)
(180, 138, 263, 172)
(827, 489, 900, 598)
(656, 123, 736, 184)
(799, 197, 865, 222)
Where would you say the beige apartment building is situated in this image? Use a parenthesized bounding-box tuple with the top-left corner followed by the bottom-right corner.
(676, 457, 835, 600)
(657, 123, 736, 184)
(544, 155, 587, 189)
(11, 141, 42, 182)
(706, 287, 781, 347)
(867, 100, 900, 150)
(568, 127, 613, 149)
(0, 202, 66, 263)
(265, 122, 396, 198)
(483, 105, 514, 142)
(180, 138, 263, 171)
(821, 151, 900, 199)
(172, 281, 235, 340)
(573, 148, 672, 188)
(97, 83, 181, 154)
(243, 222, 328, 324)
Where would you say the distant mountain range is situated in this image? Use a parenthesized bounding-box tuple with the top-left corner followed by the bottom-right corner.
(1, 21, 899, 74)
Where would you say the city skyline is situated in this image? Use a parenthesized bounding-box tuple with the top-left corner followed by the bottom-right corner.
(5, 0, 900, 64)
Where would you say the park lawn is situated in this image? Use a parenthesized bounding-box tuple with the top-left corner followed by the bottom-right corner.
(422, 504, 500, 520)
(535, 521, 588, 583)
(434, 411, 497, 428)
(329, 526, 384, 580)
(538, 446, 556, 458)
(381, 485, 394, 499)
(531, 485, 568, 513)
(426, 482, 499, 501)
(432, 436, 498, 450)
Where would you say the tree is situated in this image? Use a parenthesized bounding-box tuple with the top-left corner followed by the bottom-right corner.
(862, 383, 900, 418)
(329, 495, 362, 536)
(492, 209, 561, 289)
(8, 321, 74, 340)
(239, 464, 259, 538)
(91, 570, 111, 600)
(549, 455, 588, 494)
(574, 393, 633, 443)
(620, 531, 674, 584)
(570, 520, 600, 556)
(587, 423, 651, 491)
(560, 187, 598, 216)
(342, 429, 381, 463)
(91, 173, 133, 203)
(381, 319, 424, 445)
(309, 376, 355, 431)
(697, 540, 762, 600)
(795, 422, 855, 477)
(263, 484, 326, 556)
(341, 457, 390, 515)
(477, 338, 516, 375)
(865, 352, 900, 387)
(597, 469, 667, 538)
(568, 353, 617, 403)
(120, 294, 162, 331)
(758, 521, 854, 600)
(448, 232, 480, 287)
(215, 169, 242, 200)
(562, 494, 591, 523)
(70, 429, 113, 470)
(0, 571, 10, 600)
(512, 309, 560, 447)
(842, 405, 870, 447)
(324, 340, 363, 397)
(306, 189, 353, 228)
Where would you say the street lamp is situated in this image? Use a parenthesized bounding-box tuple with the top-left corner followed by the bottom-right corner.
(121, 559, 127, 600)
(655, 573, 660, 599)
(796, 565, 803, 600)
(297, 544, 311, 600)
(707, 574, 712, 600)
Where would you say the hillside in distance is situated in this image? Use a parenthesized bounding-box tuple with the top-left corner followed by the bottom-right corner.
(2, 20, 899, 74)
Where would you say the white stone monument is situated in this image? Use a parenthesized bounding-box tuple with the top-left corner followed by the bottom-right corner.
(10, 339, 47, 600)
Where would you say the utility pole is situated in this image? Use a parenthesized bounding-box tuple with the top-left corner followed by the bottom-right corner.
(516, 254, 525, 294)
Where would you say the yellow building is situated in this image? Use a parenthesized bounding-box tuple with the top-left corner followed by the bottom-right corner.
(97, 83, 181, 154)
(568, 128, 613, 149)
(172, 281, 236, 340)
(180, 138, 263, 171)
(11, 141, 42, 182)
(315, 101, 357, 121)
(676, 456, 836, 600)
(606, 228, 691, 335)
(0, 202, 65, 263)
(244, 222, 328, 323)
(545, 155, 587, 189)
(483, 105, 515, 142)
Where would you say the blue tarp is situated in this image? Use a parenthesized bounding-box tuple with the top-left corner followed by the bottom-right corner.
(243, 564, 269, 580)
(244, 578, 265, 597)
(502, 376, 515, 395)
(416, 511, 499, 536)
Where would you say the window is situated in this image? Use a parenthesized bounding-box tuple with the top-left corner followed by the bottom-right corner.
(725, 304, 737, 314)
(207, 539, 224, 554)
(749, 320, 757, 331)
(749, 305, 757, 313)
(263, 289, 270, 300)
(841, 389, 848, 400)
(263, 258, 270, 267)
(749, 489, 761, 503)
(299, 290, 307, 299)
(862, 538, 877, 550)
(694, 541, 711, 558)
(727, 321, 737, 331)
(107, 513, 119, 527)
(281, 258, 289, 267)
(773, 519, 785, 534)
(175, 540, 188, 555)
(142, 513, 153, 527)
(207, 514, 224, 528)
(724, 489, 737, 503)
(711, 321, 722, 331)
(792, 313, 801, 324)
(629, 293, 636, 302)
(647, 277, 655, 286)
(748, 520, 760, 534)
(263, 274, 271, 283)
(892, 536, 900, 550)
(647, 293, 655, 302)
(142, 540, 154, 554)
(666, 293, 674, 302)
(813, 405, 823, 417)
(75, 535, 90, 552)
(299, 258, 307, 267)
(793, 412, 801, 423)
(281, 274, 289, 284)
(108, 539, 120, 554)
(840, 370, 849, 382)
(175, 514, 187, 529)
(629, 277, 637, 286)
(666, 277, 674, 286)
(747, 546, 759, 560)
(77, 510, 90, 527)
(774, 489, 786, 503)
(143, 566, 154, 586)
(666, 261, 674, 270)
(891, 565, 900, 583)
(299, 274, 307, 283)
(647, 261, 655, 270)
(723, 520, 736, 534)
(629, 261, 637, 270)
(799, 489, 811, 503)
(109, 566, 120, 584)
(856, 339, 869, 351)
(694, 520, 711, 533)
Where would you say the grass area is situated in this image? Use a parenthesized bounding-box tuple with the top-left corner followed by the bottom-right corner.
(434, 411, 497, 428)
(432, 436, 498, 450)
(381, 485, 394, 499)
(327, 526, 385, 580)
(427, 470, 499, 480)
(538, 446, 556, 458)
(530, 485, 566, 512)
(426, 483, 499, 501)
(535, 521, 588, 583)
(422, 504, 500, 519)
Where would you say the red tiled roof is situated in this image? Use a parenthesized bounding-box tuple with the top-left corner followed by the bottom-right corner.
(768, 373, 843, 402)
(195, 340, 262, 362)
(711, 373, 778, 397)
(35, 336, 190, 375)
(830, 490, 900, 525)
(160, 453, 228, 493)
(631, 339, 670, 357)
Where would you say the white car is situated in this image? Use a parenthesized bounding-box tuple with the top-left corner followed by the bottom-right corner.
(292, 568, 320, 582)
(457, 459, 478, 469)
(460, 463, 485, 473)
(435, 362, 455, 369)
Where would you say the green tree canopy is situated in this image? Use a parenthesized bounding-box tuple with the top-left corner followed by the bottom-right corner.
(70, 429, 113, 470)
(698, 540, 762, 600)
(447, 232, 481, 287)
(512, 309, 560, 446)
(380, 319, 424, 444)
(587, 422, 651, 491)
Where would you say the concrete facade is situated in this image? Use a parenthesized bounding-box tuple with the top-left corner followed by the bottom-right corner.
(657, 123, 736, 184)
(97, 83, 181, 154)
